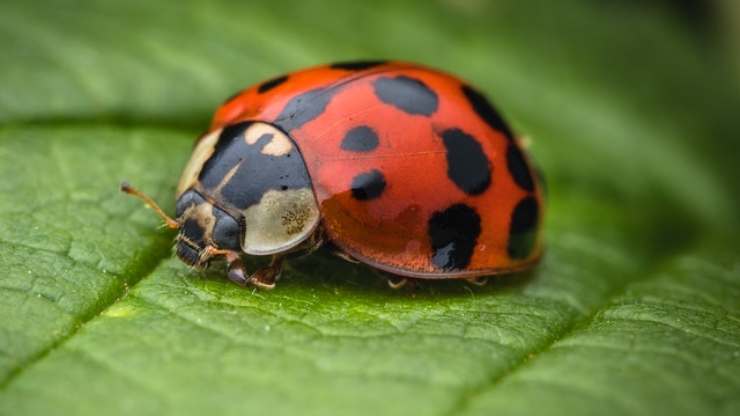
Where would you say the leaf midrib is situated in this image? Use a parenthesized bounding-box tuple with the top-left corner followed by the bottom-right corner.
(0, 233, 174, 390)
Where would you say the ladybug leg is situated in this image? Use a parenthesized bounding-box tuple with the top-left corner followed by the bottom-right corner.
(465, 276, 489, 286)
(246, 255, 284, 290)
(201, 246, 249, 286)
(324, 241, 360, 264)
(201, 246, 233, 264)
(294, 229, 325, 258)
(372, 270, 411, 290)
(227, 259, 248, 286)
(387, 276, 408, 290)
(224, 252, 249, 287)
(333, 250, 360, 264)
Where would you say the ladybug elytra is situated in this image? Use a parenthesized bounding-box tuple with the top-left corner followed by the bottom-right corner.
(123, 61, 544, 289)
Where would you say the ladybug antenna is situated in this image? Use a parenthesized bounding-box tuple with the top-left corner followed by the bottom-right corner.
(120, 181, 179, 230)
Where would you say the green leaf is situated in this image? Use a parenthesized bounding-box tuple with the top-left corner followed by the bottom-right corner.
(0, 1, 738, 415)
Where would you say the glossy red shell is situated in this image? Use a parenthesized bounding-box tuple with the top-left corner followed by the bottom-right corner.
(210, 61, 544, 278)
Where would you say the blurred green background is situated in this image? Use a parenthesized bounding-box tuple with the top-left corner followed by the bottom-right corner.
(0, 1, 738, 415)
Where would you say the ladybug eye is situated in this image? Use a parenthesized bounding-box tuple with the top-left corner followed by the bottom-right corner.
(212, 207, 241, 251)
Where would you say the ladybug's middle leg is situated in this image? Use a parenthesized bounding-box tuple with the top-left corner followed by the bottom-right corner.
(217, 248, 282, 290)
(247, 255, 284, 290)
(465, 276, 489, 286)
(370, 269, 417, 290)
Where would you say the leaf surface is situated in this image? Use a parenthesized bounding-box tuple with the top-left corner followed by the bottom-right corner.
(0, 1, 738, 415)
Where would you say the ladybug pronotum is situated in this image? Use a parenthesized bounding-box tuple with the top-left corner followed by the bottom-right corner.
(123, 61, 544, 289)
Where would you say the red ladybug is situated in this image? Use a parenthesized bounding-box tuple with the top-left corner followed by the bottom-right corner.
(123, 61, 544, 289)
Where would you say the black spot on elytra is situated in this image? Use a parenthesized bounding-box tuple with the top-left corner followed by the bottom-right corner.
(461, 84, 515, 141)
(374, 75, 438, 116)
(350, 169, 386, 200)
(341, 126, 379, 152)
(257, 74, 288, 93)
(199, 122, 312, 210)
(440, 128, 491, 195)
(330, 60, 387, 71)
(274, 87, 341, 131)
(506, 143, 535, 192)
(428, 204, 481, 271)
(508, 196, 539, 259)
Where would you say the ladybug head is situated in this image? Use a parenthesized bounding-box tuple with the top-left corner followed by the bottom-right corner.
(120, 183, 241, 268)
(173, 189, 241, 267)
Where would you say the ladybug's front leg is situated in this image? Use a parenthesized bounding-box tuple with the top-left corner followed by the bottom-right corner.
(246, 255, 284, 290)
(224, 252, 249, 286)
(201, 247, 249, 286)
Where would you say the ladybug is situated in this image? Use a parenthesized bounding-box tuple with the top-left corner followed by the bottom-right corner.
(122, 60, 544, 289)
